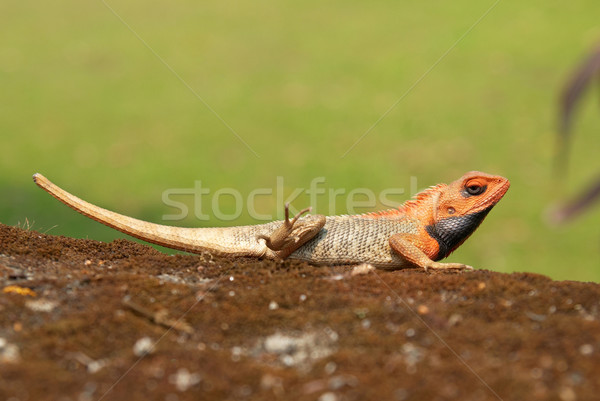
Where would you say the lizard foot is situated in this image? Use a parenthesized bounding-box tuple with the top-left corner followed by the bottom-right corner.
(424, 261, 473, 272)
(258, 203, 325, 259)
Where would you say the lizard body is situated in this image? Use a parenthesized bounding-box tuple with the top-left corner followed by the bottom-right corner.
(33, 171, 509, 271)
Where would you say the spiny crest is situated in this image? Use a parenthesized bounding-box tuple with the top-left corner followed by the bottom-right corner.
(362, 183, 446, 218)
(398, 183, 446, 214)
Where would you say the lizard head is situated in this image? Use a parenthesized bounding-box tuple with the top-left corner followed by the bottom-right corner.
(426, 171, 510, 260)
(435, 171, 510, 220)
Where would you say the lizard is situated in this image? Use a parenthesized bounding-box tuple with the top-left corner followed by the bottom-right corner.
(33, 171, 509, 271)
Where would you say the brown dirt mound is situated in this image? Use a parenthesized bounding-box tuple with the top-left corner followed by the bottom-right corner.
(0, 223, 599, 401)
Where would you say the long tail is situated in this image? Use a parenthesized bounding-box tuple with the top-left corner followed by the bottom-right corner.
(33, 174, 273, 257)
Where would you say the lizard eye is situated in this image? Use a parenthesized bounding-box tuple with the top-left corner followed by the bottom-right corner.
(465, 180, 486, 196)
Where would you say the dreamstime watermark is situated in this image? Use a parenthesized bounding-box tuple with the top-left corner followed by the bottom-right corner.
(162, 176, 423, 222)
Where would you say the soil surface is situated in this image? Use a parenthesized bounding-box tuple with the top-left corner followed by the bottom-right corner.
(0, 223, 599, 401)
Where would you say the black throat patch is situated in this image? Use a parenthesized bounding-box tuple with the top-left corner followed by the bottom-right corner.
(426, 206, 493, 261)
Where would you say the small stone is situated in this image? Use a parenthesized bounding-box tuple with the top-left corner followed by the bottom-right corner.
(269, 301, 279, 310)
(299, 294, 307, 302)
(261, 373, 282, 390)
(231, 346, 242, 362)
(559, 386, 576, 401)
(318, 392, 338, 401)
(87, 360, 106, 374)
(264, 333, 296, 354)
(579, 344, 593, 356)
(0, 339, 20, 363)
(351, 263, 375, 276)
(169, 368, 201, 392)
(133, 337, 155, 357)
(477, 282, 486, 290)
(353, 308, 369, 319)
(417, 305, 429, 315)
(448, 314, 462, 326)
(25, 298, 58, 313)
(328, 375, 358, 390)
(324, 361, 337, 375)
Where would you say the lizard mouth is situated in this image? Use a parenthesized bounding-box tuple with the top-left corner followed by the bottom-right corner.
(471, 178, 510, 214)
(494, 178, 510, 198)
(494, 179, 511, 199)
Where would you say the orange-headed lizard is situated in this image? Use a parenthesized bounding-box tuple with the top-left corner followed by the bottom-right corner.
(33, 171, 509, 271)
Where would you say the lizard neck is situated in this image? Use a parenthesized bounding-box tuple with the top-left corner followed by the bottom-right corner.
(425, 206, 493, 261)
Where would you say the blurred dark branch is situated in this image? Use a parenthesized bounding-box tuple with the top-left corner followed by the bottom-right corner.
(548, 175, 600, 224)
(559, 44, 600, 137)
(556, 44, 600, 174)
(552, 43, 600, 224)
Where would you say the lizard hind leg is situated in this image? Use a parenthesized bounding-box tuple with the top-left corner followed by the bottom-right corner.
(258, 203, 326, 259)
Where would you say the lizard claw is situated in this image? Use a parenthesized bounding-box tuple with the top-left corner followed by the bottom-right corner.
(424, 262, 473, 272)
(283, 203, 312, 228)
(258, 203, 325, 259)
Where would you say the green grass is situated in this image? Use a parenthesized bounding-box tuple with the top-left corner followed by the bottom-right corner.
(2, 0, 599, 281)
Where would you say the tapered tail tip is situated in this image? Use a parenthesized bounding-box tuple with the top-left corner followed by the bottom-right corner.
(32, 173, 48, 188)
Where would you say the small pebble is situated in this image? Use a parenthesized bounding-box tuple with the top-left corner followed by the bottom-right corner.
(133, 337, 155, 357)
(324, 361, 337, 375)
(169, 368, 201, 392)
(269, 301, 279, 310)
(559, 386, 576, 401)
(0, 338, 20, 363)
(25, 299, 58, 313)
(351, 263, 375, 276)
(579, 344, 593, 356)
(417, 305, 429, 315)
(448, 314, 462, 326)
(318, 392, 338, 401)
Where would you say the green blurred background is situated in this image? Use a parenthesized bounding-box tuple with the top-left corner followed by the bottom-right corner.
(1, 0, 599, 281)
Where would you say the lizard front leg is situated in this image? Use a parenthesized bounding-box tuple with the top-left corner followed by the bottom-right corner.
(258, 203, 326, 259)
(389, 233, 473, 272)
